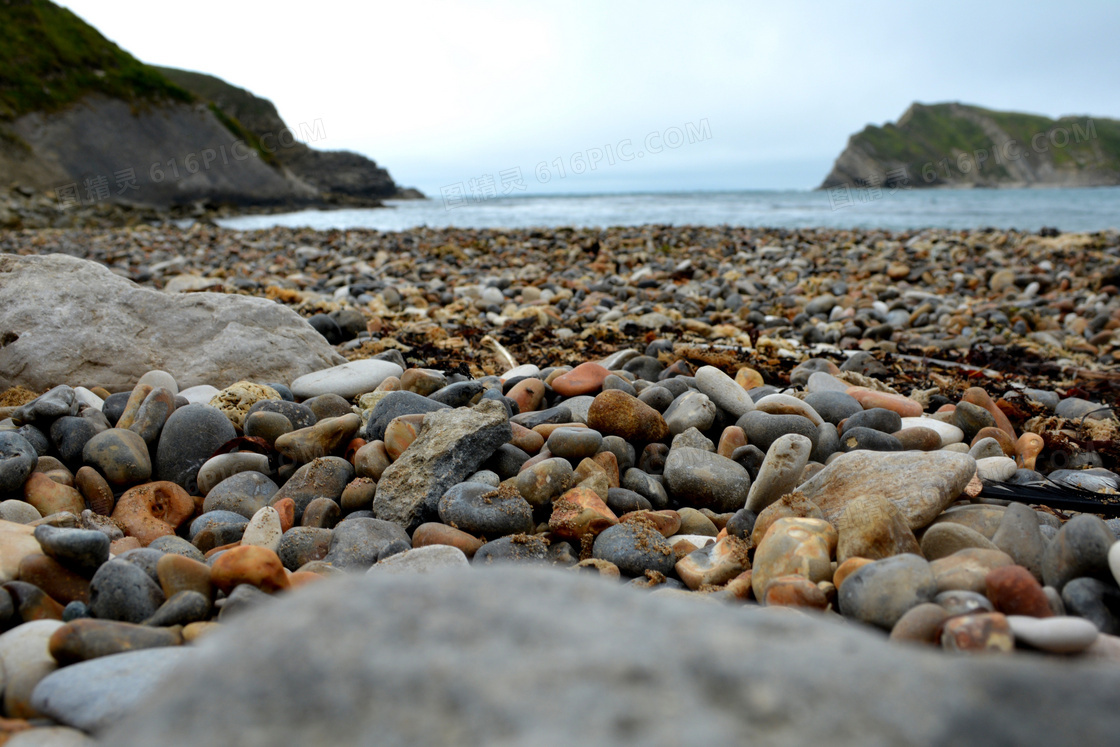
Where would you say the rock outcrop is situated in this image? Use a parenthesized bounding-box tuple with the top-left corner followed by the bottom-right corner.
(820, 102, 1120, 190)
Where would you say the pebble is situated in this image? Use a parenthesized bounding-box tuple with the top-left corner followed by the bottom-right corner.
(0, 619, 64, 717)
(111, 481, 194, 546)
(196, 452, 272, 496)
(48, 618, 183, 664)
(592, 520, 675, 577)
(88, 560, 165, 624)
(210, 545, 290, 594)
(154, 404, 236, 493)
(32, 526, 109, 576)
(663, 447, 751, 512)
(290, 359, 403, 400)
(693, 366, 755, 417)
(737, 410, 818, 453)
(835, 493, 920, 562)
(30, 647, 191, 733)
(1041, 514, 1115, 591)
(920, 523, 999, 560)
(586, 390, 669, 443)
(472, 534, 549, 566)
(323, 518, 411, 570)
(1007, 614, 1100, 653)
(941, 612, 1014, 654)
(80, 428, 151, 488)
(839, 553, 938, 630)
(985, 565, 1053, 618)
(744, 433, 812, 513)
(751, 517, 836, 599)
(545, 427, 603, 461)
(930, 548, 1015, 594)
(370, 545, 470, 574)
(438, 482, 534, 538)
(550, 362, 610, 397)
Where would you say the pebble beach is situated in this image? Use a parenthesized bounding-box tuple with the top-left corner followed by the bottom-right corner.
(3, 223, 1120, 743)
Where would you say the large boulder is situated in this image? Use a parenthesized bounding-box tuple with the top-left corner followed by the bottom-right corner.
(101, 568, 1120, 746)
(0, 253, 345, 391)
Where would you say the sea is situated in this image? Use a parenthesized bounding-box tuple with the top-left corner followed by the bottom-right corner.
(216, 186, 1120, 234)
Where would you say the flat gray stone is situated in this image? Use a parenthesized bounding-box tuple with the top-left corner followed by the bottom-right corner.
(32, 648, 192, 733)
(0, 253, 345, 391)
(99, 568, 1120, 746)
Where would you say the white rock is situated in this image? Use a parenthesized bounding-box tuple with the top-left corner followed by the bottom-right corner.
(178, 385, 221, 405)
(370, 545, 469, 574)
(0, 253, 344, 391)
(1109, 541, 1120, 587)
(242, 507, 283, 553)
(746, 433, 813, 513)
(73, 387, 104, 411)
(900, 417, 964, 445)
(499, 364, 540, 383)
(290, 359, 404, 400)
(694, 366, 755, 417)
(136, 370, 179, 395)
(1007, 615, 1099, 654)
(0, 499, 42, 524)
(0, 620, 64, 717)
(975, 456, 1017, 481)
(806, 371, 850, 393)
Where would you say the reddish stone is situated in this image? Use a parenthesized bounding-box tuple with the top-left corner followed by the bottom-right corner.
(591, 451, 620, 489)
(412, 522, 485, 558)
(764, 575, 829, 609)
(971, 427, 1016, 457)
(548, 487, 619, 539)
(620, 510, 681, 537)
(985, 565, 1053, 618)
(846, 388, 923, 417)
(833, 556, 872, 590)
(210, 545, 290, 594)
(273, 498, 296, 532)
(551, 362, 611, 397)
(507, 379, 547, 413)
(111, 481, 194, 546)
(510, 422, 545, 454)
(586, 390, 669, 443)
(717, 426, 747, 458)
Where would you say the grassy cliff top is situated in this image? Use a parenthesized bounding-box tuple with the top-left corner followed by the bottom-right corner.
(0, 0, 192, 120)
(856, 102, 1120, 173)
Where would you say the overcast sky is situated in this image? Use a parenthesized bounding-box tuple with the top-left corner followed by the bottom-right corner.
(58, 0, 1120, 195)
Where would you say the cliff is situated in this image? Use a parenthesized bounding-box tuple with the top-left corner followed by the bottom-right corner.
(819, 102, 1120, 190)
(0, 0, 416, 221)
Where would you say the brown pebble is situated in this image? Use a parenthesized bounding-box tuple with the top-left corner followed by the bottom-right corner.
(22, 473, 85, 517)
(941, 612, 1014, 654)
(412, 522, 485, 558)
(764, 574, 829, 609)
(157, 553, 214, 600)
(75, 466, 114, 516)
(970, 427, 1016, 457)
(210, 545, 290, 594)
(17, 554, 90, 605)
(833, 557, 872, 589)
(890, 603, 950, 645)
(273, 498, 296, 532)
(111, 481, 195, 546)
(985, 565, 1053, 618)
(509, 422, 545, 453)
(48, 619, 182, 665)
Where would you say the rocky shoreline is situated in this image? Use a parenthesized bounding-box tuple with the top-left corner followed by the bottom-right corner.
(2, 224, 1120, 743)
